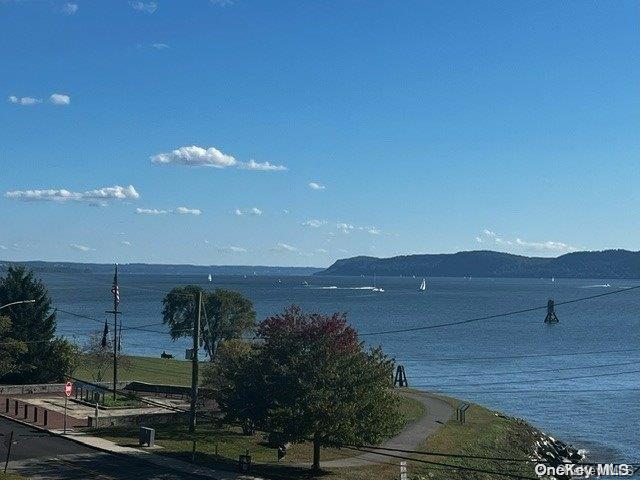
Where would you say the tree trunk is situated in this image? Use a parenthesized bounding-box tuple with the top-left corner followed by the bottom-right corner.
(312, 433, 321, 471)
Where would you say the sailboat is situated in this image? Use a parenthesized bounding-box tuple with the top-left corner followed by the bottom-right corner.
(207, 274, 212, 282)
(418, 278, 426, 291)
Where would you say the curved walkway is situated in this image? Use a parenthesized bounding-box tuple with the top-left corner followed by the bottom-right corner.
(317, 390, 454, 468)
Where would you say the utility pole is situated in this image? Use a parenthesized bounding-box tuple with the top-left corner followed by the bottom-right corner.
(189, 290, 201, 435)
(106, 263, 121, 400)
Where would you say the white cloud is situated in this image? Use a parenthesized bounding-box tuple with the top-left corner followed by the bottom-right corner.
(0, 245, 7, 250)
(272, 242, 297, 252)
(8, 96, 41, 106)
(136, 207, 201, 216)
(174, 206, 201, 216)
(70, 243, 91, 252)
(282, 209, 290, 214)
(130, 1, 157, 13)
(136, 208, 167, 215)
(234, 207, 262, 216)
(152, 146, 237, 168)
(316, 248, 328, 254)
(220, 245, 247, 253)
(239, 159, 287, 171)
(151, 145, 287, 172)
(336, 222, 354, 234)
(337, 248, 348, 254)
(302, 219, 327, 228)
(150, 43, 169, 50)
(121, 241, 132, 246)
(308, 182, 325, 190)
(360, 226, 381, 235)
(49, 93, 70, 105)
(210, 0, 233, 5)
(5, 185, 139, 205)
(62, 2, 78, 15)
(477, 229, 577, 254)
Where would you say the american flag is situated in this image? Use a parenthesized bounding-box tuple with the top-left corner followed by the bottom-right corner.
(111, 264, 120, 306)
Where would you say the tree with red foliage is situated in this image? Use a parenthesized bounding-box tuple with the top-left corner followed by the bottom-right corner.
(208, 305, 403, 471)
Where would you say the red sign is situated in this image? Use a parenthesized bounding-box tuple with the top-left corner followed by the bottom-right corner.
(65, 381, 73, 397)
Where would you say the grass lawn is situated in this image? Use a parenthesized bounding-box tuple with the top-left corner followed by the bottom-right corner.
(88, 393, 426, 479)
(0, 473, 24, 480)
(75, 355, 192, 385)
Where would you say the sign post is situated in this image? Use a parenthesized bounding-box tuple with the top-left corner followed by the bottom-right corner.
(4, 430, 14, 474)
(63, 381, 73, 434)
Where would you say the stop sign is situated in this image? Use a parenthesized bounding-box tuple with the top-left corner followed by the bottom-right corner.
(65, 381, 73, 397)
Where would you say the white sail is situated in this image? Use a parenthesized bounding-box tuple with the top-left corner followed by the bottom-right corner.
(208, 274, 212, 282)
(419, 278, 426, 291)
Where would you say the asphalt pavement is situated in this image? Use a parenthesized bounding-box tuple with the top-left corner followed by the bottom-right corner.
(0, 416, 215, 480)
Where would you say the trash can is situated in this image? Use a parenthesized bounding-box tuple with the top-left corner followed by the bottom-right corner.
(139, 426, 155, 447)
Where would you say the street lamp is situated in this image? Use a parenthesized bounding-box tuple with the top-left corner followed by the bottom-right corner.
(0, 300, 35, 311)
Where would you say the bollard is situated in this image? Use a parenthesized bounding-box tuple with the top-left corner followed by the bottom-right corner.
(43, 409, 48, 426)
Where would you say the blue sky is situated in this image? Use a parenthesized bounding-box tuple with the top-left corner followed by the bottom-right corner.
(1, 0, 638, 267)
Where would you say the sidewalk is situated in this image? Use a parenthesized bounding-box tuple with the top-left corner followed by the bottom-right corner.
(53, 429, 260, 479)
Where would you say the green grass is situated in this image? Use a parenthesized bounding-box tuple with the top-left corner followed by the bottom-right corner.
(88, 394, 426, 479)
(76, 355, 192, 385)
(0, 473, 24, 480)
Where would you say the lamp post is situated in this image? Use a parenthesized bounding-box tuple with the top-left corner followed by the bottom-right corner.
(0, 300, 35, 311)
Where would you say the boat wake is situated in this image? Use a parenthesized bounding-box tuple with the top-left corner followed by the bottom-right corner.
(581, 284, 612, 288)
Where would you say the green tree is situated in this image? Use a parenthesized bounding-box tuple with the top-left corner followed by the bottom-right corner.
(207, 305, 403, 471)
(161, 286, 256, 360)
(0, 266, 78, 383)
(0, 316, 27, 378)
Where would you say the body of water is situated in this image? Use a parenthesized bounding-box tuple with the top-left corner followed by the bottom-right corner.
(39, 271, 639, 464)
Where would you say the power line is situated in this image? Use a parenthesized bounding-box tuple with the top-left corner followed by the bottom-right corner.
(408, 360, 640, 379)
(343, 446, 539, 480)
(394, 346, 640, 362)
(359, 284, 640, 336)
(412, 368, 640, 388)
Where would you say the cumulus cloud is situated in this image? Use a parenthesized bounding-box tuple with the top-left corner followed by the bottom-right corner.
(8, 96, 41, 106)
(130, 1, 157, 13)
(70, 243, 92, 252)
(174, 206, 201, 216)
(302, 219, 327, 228)
(336, 222, 355, 234)
(234, 207, 262, 216)
(316, 248, 328, 254)
(219, 245, 247, 253)
(239, 159, 287, 171)
(136, 208, 167, 215)
(308, 182, 325, 190)
(49, 93, 71, 105)
(121, 241, 132, 246)
(62, 2, 78, 15)
(476, 229, 578, 254)
(272, 242, 297, 252)
(360, 226, 381, 235)
(150, 43, 169, 50)
(5, 185, 139, 205)
(152, 146, 237, 168)
(151, 145, 287, 172)
(210, 0, 234, 5)
(136, 206, 201, 216)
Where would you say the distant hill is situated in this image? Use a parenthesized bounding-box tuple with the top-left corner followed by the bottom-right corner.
(0, 261, 321, 277)
(316, 250, 640, 279)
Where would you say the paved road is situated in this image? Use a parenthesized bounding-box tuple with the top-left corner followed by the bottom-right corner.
(0, 417, 213, 480)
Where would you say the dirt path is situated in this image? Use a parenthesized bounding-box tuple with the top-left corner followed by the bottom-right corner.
(318, 390, 454, 468)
